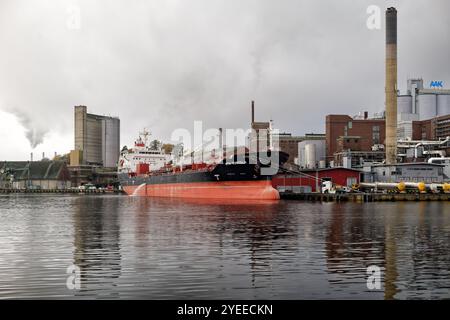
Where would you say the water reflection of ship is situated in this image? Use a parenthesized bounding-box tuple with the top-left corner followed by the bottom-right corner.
(139, 198, 296, 290)
(203, 200, 296, 289)
(72, 197, 122, 295)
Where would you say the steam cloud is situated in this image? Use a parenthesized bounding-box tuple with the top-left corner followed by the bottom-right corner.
(7, 109, 47, 149)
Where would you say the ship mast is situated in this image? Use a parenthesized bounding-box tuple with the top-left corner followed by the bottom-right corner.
(139, 128, 151, 146)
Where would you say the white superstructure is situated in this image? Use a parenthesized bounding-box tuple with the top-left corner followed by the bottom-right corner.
(118, 129, 170, 174)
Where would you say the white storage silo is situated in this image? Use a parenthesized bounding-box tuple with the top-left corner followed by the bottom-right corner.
(305, 144, 316, 169)
(319, 160, 326, 169)
(416, 94, 437, 120)
(397, 95, 412, 114)
(437, 94, 450, 116)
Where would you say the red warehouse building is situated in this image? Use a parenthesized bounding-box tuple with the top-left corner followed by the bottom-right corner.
(272, 167, 361, 193)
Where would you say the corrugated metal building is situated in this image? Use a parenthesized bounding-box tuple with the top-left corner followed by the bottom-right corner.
(367, 163, 445, 183)
(0, 161, 71, 189)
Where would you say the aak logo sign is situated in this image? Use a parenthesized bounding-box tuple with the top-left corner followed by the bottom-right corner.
(430, 81, 444, 88)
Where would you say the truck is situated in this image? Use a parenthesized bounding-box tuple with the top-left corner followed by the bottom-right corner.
(321, 181, 352, 194)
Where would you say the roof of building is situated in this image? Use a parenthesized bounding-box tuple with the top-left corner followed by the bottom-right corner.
(371, 162, 444, 167)
(251, 122, 270, 130)
(299, 167, 362, 173)
(418, 89, 450, 95)
(337, 136, 362, 139)
(0, 161, 69, 180)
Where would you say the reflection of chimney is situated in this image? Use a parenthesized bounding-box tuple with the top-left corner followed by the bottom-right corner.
(251, 100, 255, 124)
(385, 7, 397, 165)
(42, 152, 45, 160)
(30, 152, 33, 162)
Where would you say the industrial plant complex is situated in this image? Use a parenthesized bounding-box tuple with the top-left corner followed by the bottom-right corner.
(1, 7, 449, 197)
(272, 7, 450, 195)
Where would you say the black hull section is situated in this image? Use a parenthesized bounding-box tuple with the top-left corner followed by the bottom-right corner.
(119, 163, 271, 186)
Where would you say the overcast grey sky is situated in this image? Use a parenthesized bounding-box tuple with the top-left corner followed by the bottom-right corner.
(0, 0, 449, 160)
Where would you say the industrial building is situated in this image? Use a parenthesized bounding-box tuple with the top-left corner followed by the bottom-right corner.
(297, 135, 326, 169)
(73, 105, 120, 168)
(270, 132, 326, 167)
(363, 163, 446, 183)
(325, 113, 450, 168)
(325, 114, 386, 167)
(0, 161, 71, 190)
(398, 78, 450, 121)
(248, 102, 328, 169)
(68, 165, 119, 188)
(409, 114, 450, 141)
(397, 137, 450, 163)
(248, 101, 272, 155)
(397, 78, 450, 139)
(272, 167, 361, 193)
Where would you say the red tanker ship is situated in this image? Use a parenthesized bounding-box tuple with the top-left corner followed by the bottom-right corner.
(118, 130, 287, 200)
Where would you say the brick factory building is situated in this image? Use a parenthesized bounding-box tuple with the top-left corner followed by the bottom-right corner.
(412, 114, 450, 141)
(325, 115, 386, 166)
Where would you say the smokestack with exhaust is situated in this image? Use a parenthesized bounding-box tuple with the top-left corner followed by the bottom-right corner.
(385, 7, 397, 165)
(251, 100, 255, 124)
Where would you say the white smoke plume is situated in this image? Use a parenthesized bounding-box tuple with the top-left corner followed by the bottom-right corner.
(5, 109, 48, 149)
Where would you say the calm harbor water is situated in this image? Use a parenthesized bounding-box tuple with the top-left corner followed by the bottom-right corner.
(0, 194, 449, 300)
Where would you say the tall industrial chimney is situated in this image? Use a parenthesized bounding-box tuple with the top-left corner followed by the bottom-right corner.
(385, 7, 397, 165)
(219, 127, 223, 157)
(251, 100, 255, 124)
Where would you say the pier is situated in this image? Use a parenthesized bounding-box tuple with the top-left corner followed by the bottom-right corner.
(280, 192, 450, 202)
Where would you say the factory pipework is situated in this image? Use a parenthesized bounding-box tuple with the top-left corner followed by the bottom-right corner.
(385, 7, 398, 165)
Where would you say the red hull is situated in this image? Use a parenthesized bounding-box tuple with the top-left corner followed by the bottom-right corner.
(122, 180, 280, 200)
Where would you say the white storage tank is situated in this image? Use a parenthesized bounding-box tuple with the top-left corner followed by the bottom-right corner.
(417, 94, 437, 120)
(305, 144, 316, 169)
(298, 139, 325, 169)
(319, 160, 326, 169)
(397, 95, 412, 114)
(437, 94, 450, 116)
